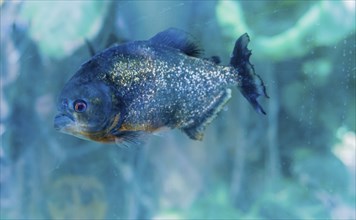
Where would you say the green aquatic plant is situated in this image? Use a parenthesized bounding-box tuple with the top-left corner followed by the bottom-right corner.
(46, 175, 107, 219)
(216, 1, 355, 60)
(19, 1, 108, 59)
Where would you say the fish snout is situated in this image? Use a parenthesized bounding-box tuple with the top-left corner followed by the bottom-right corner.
(54, 113, 74, 131)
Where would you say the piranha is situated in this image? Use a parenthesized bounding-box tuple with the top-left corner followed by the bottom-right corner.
(54, 28, 268, 144)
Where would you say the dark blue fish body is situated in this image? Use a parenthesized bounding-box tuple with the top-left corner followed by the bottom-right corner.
(54, 28, 268, 143)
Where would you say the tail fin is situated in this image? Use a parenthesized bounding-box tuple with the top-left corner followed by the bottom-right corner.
(231, 33, 269, 115)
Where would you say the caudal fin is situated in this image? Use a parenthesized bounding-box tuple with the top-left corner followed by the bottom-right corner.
(230, 33, 269, 115)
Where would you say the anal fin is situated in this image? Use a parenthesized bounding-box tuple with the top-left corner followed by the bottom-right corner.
(182, 89, 232, 140)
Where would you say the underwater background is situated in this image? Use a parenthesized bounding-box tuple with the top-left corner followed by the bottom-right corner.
(0, 1, 355, 219)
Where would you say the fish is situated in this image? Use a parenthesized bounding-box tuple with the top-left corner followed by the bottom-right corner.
(54, 28, 268, 144)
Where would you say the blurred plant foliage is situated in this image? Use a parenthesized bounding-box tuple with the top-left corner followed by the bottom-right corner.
(217, 0, 356, 60)
(18, 1, 108, 59)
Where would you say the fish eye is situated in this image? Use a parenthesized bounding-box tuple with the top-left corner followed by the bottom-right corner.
(73, 99, 87, 113)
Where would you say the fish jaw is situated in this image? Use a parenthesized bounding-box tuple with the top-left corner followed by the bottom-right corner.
(54, 112, 116, 143)
(54, 113, 76, 133)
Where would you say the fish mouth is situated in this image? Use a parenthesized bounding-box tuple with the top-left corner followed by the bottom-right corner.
(54, 113, 75, 131)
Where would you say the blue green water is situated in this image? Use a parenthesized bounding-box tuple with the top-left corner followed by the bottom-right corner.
(1, 1, 355, 219)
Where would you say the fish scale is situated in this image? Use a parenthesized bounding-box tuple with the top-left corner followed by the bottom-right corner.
(111, 48, 232, 129)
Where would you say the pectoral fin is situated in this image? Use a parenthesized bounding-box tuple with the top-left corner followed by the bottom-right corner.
(113, 130, 148, 148)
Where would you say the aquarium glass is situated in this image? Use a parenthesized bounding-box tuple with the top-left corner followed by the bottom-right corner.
(1, 1, 355, 219)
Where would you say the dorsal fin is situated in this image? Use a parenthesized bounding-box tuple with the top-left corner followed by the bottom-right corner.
(105, 33, 128, 48)
(149, 28, 202, 57)
(84, 38, 96, 56)
(204, 56, 221, 64)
